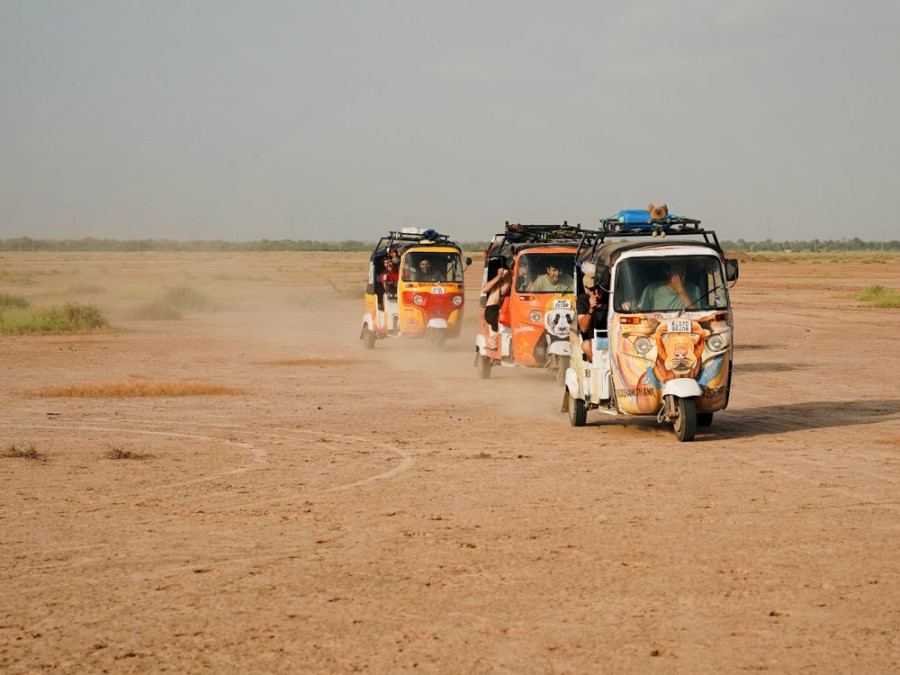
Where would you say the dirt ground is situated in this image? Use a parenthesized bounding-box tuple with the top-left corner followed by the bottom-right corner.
(1, 251, 898, 673)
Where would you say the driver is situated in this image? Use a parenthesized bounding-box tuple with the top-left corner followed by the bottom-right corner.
(638, 260, 699, 310)
(415, 258, 444, 282)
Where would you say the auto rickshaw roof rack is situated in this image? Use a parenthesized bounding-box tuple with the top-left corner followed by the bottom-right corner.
(503, 221, 582, 244)
(485, 221, 582, 260)
(371, 228, 461, 260)
(576, 217, 723, 262)
(386, 228, 453, 245)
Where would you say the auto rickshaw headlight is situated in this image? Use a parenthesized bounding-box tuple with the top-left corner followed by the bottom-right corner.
(413, 294, 424, 306)
(707, 333, 727, 352)
(529, 310, 541, 324)
(452, 295, 462, 306)
(634, 336, 652, 355)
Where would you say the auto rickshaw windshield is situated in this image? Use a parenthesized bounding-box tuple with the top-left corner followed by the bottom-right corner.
(516, 253, 575, 293)
(615, 255, 728, 313)
(401, 252, 464, 283)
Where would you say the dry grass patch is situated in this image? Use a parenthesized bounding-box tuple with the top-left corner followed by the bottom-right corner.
(262, 358, 362, 366)
(3, 441, 40, 459)
(105, 446, 149, 460)
(0, 292, 30, 310)
(43, 336, 115, 344)
(126, 284, 214, 320)
(28, 379, 243, 398)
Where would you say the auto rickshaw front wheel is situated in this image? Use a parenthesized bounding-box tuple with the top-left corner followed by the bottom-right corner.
(568, 393, 587, 427)
(362, 325, 376, 350)
(477, 354, 492, 379)
(429, 328, 447, 349)
(555, 356, 569, 384)
(672, 397, 697, 442)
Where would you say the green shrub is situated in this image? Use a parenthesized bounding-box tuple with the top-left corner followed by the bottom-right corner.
(853, 285, 900, 308)
(0, 302, 109, 334)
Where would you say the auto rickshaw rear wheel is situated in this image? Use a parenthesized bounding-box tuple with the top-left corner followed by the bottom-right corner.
(697, 412, 713, 427)
(568, 393, 587, 427)
(673, 397, 697, 442)
(362, 325, 376, 350)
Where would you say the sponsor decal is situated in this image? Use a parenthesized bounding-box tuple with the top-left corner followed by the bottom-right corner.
(617, 387, 657, 398)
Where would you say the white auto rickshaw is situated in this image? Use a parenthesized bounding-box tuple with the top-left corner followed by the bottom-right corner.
(563, 210, 740, 441)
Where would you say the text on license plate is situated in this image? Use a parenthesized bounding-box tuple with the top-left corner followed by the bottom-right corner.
(553, 299, 572, 309)
(667, 318, 691, 333)
(431, 286, 445, 294)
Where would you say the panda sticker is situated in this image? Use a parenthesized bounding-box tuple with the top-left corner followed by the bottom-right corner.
(544, 308, 574, 342)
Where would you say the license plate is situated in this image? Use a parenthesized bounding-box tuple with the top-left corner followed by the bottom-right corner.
(553, 299, 572, 309)
(667, 318, 691, 333)
(431, 286, 445, 294)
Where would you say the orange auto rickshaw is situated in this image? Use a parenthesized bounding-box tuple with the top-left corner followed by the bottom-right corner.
(361, 228, 471, 349)
(475, 222, 582, 380)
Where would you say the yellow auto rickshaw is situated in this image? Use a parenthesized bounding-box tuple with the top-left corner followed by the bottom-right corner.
(361, 228, 471, 349)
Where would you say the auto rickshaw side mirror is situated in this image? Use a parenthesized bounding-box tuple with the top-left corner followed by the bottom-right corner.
(465, 256, 473, 268)
(725, 258, 739, 283)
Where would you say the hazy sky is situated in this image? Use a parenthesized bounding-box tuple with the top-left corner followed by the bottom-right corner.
(1, 1, 897, 242)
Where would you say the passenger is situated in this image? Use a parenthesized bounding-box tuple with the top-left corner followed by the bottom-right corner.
(415, 258, 444, 282)
(531, 262, 574, 293)
(515, 257, 533, 292)
(576, 263, 607, 362)
(482, 263, 511, 350)
(380, 256, 399, 298)
(638, 260, 699, 310)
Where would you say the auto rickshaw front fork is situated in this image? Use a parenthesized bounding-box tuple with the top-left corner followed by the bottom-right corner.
(659, 395, 676, 424)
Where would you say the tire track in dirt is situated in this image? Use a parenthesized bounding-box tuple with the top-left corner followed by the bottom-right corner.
(0, 417, 413, 512)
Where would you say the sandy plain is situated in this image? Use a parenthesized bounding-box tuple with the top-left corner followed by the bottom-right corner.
(1, 250, 898, 673)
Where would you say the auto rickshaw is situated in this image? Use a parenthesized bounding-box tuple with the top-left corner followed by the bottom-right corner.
(475, 222, 582, 380)
(361, 228, 471, 349)
(563, 210, 739, 441)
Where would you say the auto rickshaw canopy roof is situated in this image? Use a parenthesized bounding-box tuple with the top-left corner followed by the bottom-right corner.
(577, 239, 726, 269)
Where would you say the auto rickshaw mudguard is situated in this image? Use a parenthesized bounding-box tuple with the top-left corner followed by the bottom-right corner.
(661, 378, 703, 399)
(565, 367, 580, 399)
(548, 340, 570, 356)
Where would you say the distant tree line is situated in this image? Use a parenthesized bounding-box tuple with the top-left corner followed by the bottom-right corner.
(720, 237, 900, 252)
(0, 236, 495, 253)
(1, 236, 897, 253)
